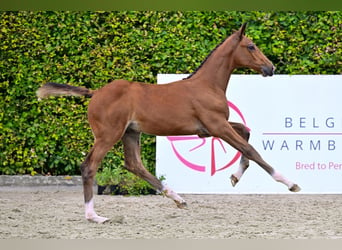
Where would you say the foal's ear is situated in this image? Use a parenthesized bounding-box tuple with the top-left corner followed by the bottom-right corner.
(238, 23, 247, 41)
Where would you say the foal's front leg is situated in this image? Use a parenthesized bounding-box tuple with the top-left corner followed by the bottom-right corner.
(208, 119, 301, 192)
(229, 122, 250, 187)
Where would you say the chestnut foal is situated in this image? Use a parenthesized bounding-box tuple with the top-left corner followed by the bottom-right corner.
(37, 23, 300, 223)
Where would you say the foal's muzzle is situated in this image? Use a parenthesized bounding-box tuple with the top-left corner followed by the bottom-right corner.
(261, 65, 275, 77)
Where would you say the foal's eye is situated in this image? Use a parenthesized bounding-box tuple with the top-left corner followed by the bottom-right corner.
(247, 44, 256, 51)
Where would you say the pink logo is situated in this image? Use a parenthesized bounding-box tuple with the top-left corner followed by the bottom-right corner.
(167, 101, 248, 176)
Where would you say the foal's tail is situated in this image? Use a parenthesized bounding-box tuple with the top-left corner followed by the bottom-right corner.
(36, 82, 94, 100)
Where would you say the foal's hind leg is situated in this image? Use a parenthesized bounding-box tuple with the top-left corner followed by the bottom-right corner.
(229, 122, 250, 187)
(81, 134, 121, 223)
(122, 130, 187, 208)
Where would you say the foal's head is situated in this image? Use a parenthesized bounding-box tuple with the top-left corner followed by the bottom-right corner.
(232, 23, 275, 76)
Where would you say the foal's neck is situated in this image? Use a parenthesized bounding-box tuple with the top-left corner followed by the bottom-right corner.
(187, 36, 238, 93)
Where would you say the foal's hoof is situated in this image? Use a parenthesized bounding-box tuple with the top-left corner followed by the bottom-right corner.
(175, 201, 188, 209)
(230, 175, 239, 187)
(289, 184, 301, 192)
(87, 215, 110, 224)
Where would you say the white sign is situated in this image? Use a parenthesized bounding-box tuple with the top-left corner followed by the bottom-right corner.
(156, 74, 342, 194)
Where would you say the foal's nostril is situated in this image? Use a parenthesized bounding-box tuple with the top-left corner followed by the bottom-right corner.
(261, 65, 274, 77)
(269, 66, 275, 76)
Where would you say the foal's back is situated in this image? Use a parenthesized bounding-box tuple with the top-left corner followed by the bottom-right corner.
(88, 79, 206, 136)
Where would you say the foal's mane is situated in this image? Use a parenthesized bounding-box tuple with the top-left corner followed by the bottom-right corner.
(183, 36, 229, 80)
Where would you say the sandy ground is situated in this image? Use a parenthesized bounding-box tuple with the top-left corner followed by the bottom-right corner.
(0, 186, 341, 239)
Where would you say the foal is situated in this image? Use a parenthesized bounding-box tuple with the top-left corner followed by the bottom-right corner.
(37, 23, 300, 223)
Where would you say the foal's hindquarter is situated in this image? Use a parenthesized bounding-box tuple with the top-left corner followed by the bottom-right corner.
(83, 80, 200, 223)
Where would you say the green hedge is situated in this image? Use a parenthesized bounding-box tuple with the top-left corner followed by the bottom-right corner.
(0, 11, 341, 176)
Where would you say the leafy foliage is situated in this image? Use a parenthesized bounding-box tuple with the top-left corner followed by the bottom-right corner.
(0, 11, 340, 180)
(96, 166, 155, 195)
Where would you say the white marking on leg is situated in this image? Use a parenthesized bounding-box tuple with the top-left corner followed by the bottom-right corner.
(232, 156, 249, 184)
(232, 165, 245, 180)
(161, 183, 186, 206)
(272, 171, 294, 189)
(85, 198, 109, 223)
